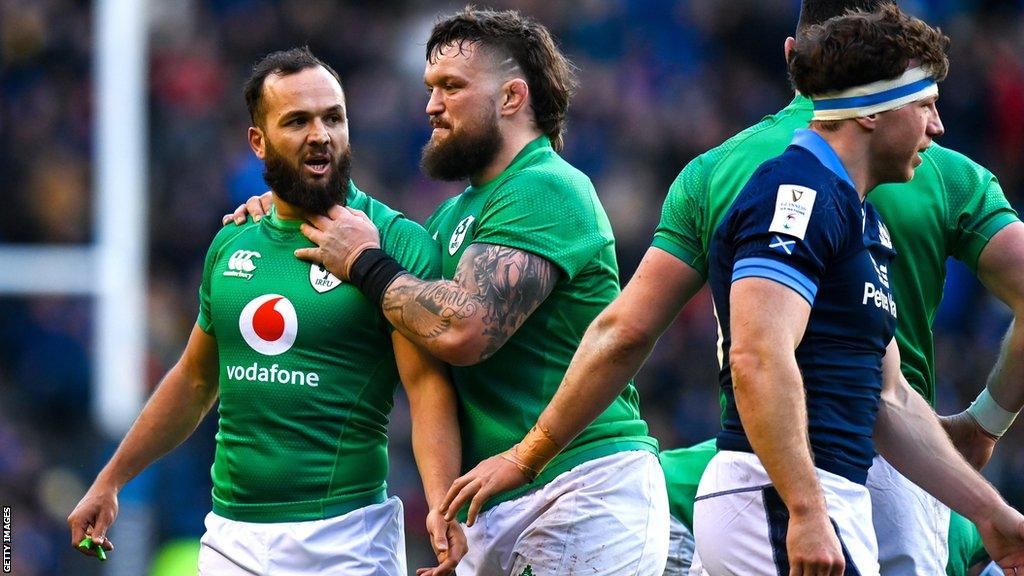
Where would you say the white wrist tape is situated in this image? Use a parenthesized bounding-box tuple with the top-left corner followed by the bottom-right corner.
(967, 387, 1020, 438)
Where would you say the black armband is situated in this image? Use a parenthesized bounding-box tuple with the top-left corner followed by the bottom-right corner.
(349, 248, 408, 306)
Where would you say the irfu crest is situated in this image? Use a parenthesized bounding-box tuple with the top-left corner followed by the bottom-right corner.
(309, 264, 342, 293)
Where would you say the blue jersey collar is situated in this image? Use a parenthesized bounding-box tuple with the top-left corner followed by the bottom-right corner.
(790, 129, 856, 190)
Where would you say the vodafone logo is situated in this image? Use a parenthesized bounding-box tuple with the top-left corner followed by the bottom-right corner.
(239, 294, 298, 355)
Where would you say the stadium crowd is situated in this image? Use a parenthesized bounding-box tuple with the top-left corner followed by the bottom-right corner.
(2, 0, 1024, 573)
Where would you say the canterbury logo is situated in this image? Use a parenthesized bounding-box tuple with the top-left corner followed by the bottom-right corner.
(224, 250, 261, 279)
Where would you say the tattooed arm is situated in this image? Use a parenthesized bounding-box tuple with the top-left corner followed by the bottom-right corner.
(439, 247, 705, 523)
(383, 243, 559, 366)
(293, 206, 559, 365)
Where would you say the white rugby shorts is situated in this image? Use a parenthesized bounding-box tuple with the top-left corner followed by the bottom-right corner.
(692, 450, 879, 576)
(664, 515, 697, 576)
(867, 455, 950, 575)
(458, 450, 670, 576)
(197, 496, 406, 575)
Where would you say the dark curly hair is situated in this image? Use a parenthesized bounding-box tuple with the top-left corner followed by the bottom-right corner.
(243, 46, 343, 128)
(796, 0, 886, 34)
(789, 3, 949, 98)
(426, 6, 577, 152)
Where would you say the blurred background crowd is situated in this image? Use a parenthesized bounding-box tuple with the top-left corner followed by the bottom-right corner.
(2, 0, 1023, 574)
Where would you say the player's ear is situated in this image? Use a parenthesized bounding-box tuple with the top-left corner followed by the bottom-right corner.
(248, 126, 266, 159)
(500, 78, 529, 117)
(855, 114, 878, 132)
(783, 37, 796, 61)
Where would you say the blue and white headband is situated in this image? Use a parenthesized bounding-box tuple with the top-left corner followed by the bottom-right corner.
(810, 66, 938, 121)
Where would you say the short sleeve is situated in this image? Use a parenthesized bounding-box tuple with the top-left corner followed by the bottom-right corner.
(472, 170, 611, 280)
(728, 178, 845, 306)
(195, 233, 226, 334)
(196, 223, 254, 335)
(196, 245, 216, 334)
(652, 159, 708, 277)
(382, 217, 442, 281)
(948, 169, 1020, 271)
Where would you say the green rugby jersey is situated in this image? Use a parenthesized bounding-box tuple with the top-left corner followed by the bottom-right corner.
(660, 439, 717, 530)
(654, 95, 1019, 405)
(946, 511, 988, 576)
(425, 135, 658, 511)
(197, 183, 440, 523)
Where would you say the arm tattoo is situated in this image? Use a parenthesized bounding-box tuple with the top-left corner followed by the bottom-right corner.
(383, 243, 558, 361)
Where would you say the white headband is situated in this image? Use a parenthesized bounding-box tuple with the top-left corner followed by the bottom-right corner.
(811, 66, 938, 121)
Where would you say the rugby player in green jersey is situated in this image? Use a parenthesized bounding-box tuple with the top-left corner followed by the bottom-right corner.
(268, 8, 669, 575)
(434, 2, 1024, 575)
(68, 48, 465, 576)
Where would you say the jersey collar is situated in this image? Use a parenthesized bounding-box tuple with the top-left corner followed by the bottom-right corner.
(264, 205, 301, 230)
(790, 94, 813, 111)
(468, 135, 552, 193)
(503, 134, 551, 175)
(790, 129, 856, 190)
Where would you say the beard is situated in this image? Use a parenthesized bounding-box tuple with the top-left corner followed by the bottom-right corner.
(420, 111, 503, 181)
(262, 140, 352, 214)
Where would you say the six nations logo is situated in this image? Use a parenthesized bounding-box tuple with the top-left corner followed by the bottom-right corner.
(239, 294, 298, 355)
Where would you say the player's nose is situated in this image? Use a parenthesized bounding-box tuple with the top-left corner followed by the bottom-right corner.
(927, 103, 944, 138)
(307, 118, 330, 145)
(425, 87, 444, 116)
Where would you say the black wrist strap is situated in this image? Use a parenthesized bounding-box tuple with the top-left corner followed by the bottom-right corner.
(349, 249, 408, 306)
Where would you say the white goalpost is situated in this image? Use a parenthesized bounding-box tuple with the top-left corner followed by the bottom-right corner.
(0, 0, 149, 439)
(0, 1, 152, 571)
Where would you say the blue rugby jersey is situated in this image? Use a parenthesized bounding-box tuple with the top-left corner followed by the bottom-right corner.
(708, 129, 898, 485)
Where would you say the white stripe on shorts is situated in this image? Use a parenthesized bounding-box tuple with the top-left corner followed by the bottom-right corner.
(692, 450, 879, 576)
